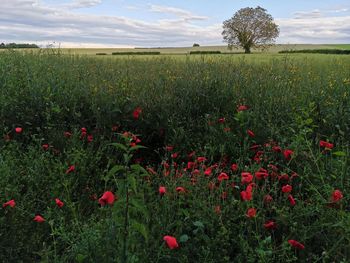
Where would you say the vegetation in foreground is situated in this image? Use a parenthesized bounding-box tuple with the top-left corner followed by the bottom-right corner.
(0, 51, 350, 262)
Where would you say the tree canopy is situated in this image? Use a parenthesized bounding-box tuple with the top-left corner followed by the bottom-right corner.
(222, 6, 279, 53)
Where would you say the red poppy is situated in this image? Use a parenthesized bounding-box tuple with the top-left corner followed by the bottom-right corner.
(288, 194, 296, 206)
(33, 215, 45, 223)
(98, 191, 115, 206)
(65, 165, 75, 174)
(237, 105, 249, 112)
(331, 189, 343, 203)
(247, 129, 255, 138)
(218, 172, 229, 182)
(255, 171, 268, 180)
(288, 240, 305, 250)
(133, 107, 142, 120)
(55, 198, 64, 208)
(264, 194, 273, 204)
(282, 184, 292, 193)
(272, 146, 282, 153)
(176, 187, 185, 193)
(320, 140, 334, 149)
(204, 167, 212, 176)
(240, 190, 252, 201)
(3, 199, 16, 208)
(64, 131, 72, 138)
(159, 186, 166, 196)
(187, 162, 195, 170)
(283, 149, 294, 161)
(163, 235, 179, 249)
(231, 163, 238, 172)
(218, 117, 225, 123)
(87, 135, 93, 143)
(264, 220, 276, 230)
(15, 127, 22, 134)
(241, 172, 253, 184)
(197, 157, 207, 163)
(81, 127, 87, 133)
(246, 208, 257, 218)
(41, 144, 49, 151)
(165, 145, 174, 152)
(171, 152, 178, 159)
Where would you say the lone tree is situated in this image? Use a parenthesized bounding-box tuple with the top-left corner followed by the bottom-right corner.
(222, 6, 279, 53)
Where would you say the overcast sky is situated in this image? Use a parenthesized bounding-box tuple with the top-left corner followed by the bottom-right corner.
(0, 0, 349, 47)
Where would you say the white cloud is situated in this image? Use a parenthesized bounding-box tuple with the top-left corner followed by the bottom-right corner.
(149, 4, 209, 21)
(61, 0, 103, 9)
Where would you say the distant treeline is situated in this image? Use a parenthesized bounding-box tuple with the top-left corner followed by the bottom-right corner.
(0, 43, 39, 49)
(189, 51, 221, 54)
(279, 49, 350, 55)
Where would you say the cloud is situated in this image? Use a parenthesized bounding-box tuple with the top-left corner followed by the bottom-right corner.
(61, 0, 103, 9)
(293, 9, 322, 19)
(149, 4, 209, 21)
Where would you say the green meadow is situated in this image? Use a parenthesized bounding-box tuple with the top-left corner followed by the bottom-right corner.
(0, 49, 349, 262)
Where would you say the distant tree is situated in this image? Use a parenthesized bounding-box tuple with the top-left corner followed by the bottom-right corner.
(193, 43, 200, 47)
(222, 6, 279, 53)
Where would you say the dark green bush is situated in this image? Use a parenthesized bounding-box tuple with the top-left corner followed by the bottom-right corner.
(189, 51, 221, 54)
(279, 49, 350, 55)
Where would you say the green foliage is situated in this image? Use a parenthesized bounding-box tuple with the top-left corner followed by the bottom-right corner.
(189, 51, 221, 54)
(279, 49, 350, 55)
(111, 51, 161, 55)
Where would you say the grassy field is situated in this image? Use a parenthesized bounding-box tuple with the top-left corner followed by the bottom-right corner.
(0, 50, 349, 262)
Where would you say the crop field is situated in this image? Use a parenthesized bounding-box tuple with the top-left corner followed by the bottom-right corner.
(0, 50, 350, 262)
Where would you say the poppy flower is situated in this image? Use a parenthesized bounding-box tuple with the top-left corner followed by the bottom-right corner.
(246, 208, 257, 218)
(42, 144, 49, 151)
(81, 127, 87, 133)
(187, 151, 195, 159)
(237, 105, 249, 112)
(3, 199, 16, 208)
(264, 194, 273, 204)
(133, 107, 142, 120)
(197, 157, 207, 163)
(331, 189, 343, 203)
(187, 162, 195, 170)
(218, 172, 229, 182)
(283, 149, 294, 161)
(163, 235, 179, 250)
(241, 172, 253, 184)
(231, 163, 238, 172)
(204, 167, 212, 176)
(87, 135, 93, 143)
(240, 190, 252, 201)
(176, 187, 185, 193)
(255, 171, 268, 180)
(272, 146, 282, 153)
(264, 220, 276, 230)
(282, 184, 292, 193)
(159, 186, 166, 196)
(247, 129, 255, 138)
(64, 131, 72, 138)
(65, 165, 75, 174)
(288, 194, 296, 206)
(55, 198, 64, 208)
(165, 145, 174, 152)
(15, 127, 22, 134)
(98, 191, 115, 206)
(288, 240, 305, 250)
(320, 140, 334, 149)
(171, 152, 178, 159)
(218, 117, 225, 123)
(33, 215, 45, 223)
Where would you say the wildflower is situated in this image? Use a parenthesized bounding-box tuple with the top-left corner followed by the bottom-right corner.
(171, 152, 178, 159)
(237, 105, 249, 112)
(264, 194, 273, 204)
(288, 194, 296, 206)
(187, 151, 195, 159)
(65, 165, 75, 174)
(176, 187, 185, 193)
(159, 186, 166, 196)
(247, 129, 255, 138)
(231, 163, 238, 172)
(98, 191, 115, 206)
(165, 145, 174, 152)
(33, 215, 45, 223)
(55, 198, 64, 208)
(255, 171, 268, 180)
(187, 162, 195, 170)
(204, 167, 212, 176)
(331, 189, 343, 203)
(246, 208, 257, 218)
(197, 157, 207, 163)
(288, 240, 305, 250)
(64, 131, 72, 138)
(42, 144, 49, 151)
(87, 134, 93, 143)
(218, 172, 229, 182)
(240, 190, 252, 201)
(163, 235, 179, 249)
(282, 184, 292, 193)
(241, 172, 253, 184)
(214, 205, 221, 214)
(264, 220, 276, 230)
(283, 149, 294, 161)
(133, 107, 142, 120)
(3, 199, 16, 208)
(15, 127, 23, 134)
(320, 140, 334, 149)
(272, 146, 281, 152)
(218, 117, 225, 123)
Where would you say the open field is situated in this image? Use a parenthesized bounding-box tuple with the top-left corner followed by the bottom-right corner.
(0, 50, 350, 262)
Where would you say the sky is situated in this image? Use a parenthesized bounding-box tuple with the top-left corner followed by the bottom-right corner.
(0, 0, 349, 47)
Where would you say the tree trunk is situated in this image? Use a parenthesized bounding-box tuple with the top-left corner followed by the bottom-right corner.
(244, 45, 251, 54)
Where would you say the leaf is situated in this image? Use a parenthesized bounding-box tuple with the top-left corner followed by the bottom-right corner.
(131, 164, 148, 175)
(179, 234, 189, 243)
(105, 165, 125, 180)
(76, 254, 87, 263)
(333, 151, 346, 157)
(128, 176, 137, 193)
(193, 221, 204, 229)
(129, 145, 147, 152)
(131, 221, 149, 241)
(110, 143, 127, 152)
(130, 198, 149, 219)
